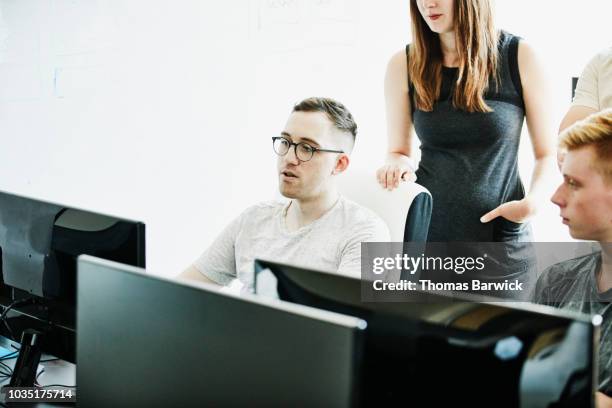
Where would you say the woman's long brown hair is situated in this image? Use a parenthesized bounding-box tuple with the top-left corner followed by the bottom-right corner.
(408, 0, 498, 113)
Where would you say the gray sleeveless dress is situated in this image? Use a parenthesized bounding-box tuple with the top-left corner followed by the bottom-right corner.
(410, 31, 532, 243)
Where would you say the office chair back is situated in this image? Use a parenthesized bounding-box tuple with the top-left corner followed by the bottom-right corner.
(336, 167, 432, 241)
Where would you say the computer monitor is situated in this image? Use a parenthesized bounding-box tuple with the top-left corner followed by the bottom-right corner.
(0, 189, 145, 362)
(254, 259, 600, 408)
(77, 255, 365, 407)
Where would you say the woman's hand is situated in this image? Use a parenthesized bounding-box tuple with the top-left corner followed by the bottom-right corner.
(596, 392, 612, 408)
(480, 197, 537, 224)
(376, 154, 417, 190)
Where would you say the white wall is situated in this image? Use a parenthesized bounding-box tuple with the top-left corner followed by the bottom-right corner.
(0, 0, 610, 277)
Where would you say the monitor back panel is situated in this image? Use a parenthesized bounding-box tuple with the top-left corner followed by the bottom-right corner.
(76, 256, 364, 408)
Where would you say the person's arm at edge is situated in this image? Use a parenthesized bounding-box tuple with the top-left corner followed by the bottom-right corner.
(377, 49, 417, 190)
(560, 52, 600, 133)
(517, 40, 558, 215)
(557, 53, 600, 168)
(559, 105, 598, 133)
(175, 208, 247, 287)
(177, 265, 220, 287)
(596, 392, 612, 408)
(481, 40, 557, 224)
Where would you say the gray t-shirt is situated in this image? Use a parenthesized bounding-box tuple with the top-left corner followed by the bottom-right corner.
(532, 252, 612, 396)
(194, 196, 390, 293)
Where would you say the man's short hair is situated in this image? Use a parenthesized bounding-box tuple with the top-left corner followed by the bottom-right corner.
(560, 108, 612, 183)
(292, 97, 357, 143)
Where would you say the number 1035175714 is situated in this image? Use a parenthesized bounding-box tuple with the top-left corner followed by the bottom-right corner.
(3, 386, 76, 403)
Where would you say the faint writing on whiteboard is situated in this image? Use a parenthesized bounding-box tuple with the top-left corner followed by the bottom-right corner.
(251, 0, 358, 53)
(311, 0, 353, 22)
(258, 0, 299, 27)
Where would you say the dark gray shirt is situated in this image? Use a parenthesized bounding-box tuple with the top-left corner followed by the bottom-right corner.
(533, 252, 612, 396)
(410, 31, 531, 242)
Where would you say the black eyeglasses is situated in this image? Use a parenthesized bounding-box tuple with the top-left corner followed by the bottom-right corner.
(272, 136, 344, 162)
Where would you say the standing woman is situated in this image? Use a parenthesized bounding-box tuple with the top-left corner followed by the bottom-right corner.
(377, 0, 556, 242)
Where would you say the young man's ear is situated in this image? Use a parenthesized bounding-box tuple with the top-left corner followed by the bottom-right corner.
(332, 154, 350, 175)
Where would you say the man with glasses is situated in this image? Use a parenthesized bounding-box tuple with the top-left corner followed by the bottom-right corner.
(178, 97, 389, 293)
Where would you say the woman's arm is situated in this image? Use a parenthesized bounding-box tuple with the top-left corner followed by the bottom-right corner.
(481, 40, 558, 224)
(597, 392, 612, 408)
(377, 49, 418, 190)
(519, 39, 558, 205)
